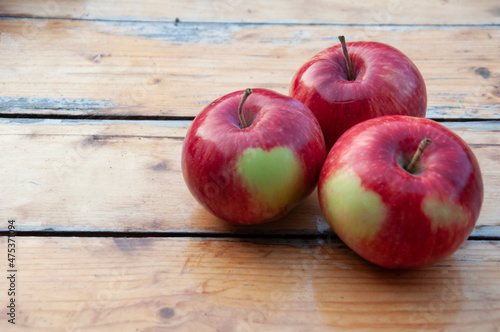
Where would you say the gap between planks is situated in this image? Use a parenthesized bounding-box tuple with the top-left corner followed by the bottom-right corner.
(0, 230, 498, 241)
(1, 115, 500, 123)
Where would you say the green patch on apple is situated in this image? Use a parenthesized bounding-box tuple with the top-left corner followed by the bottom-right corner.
(422, 195, 467, 231)
(321, 169, 387, 242)
(237, 146, 304, 215)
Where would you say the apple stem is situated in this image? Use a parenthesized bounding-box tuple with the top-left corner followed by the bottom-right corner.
(338, 35, 355, 81)
(238, 88, 253, 129)
(406, 138, 432, 174)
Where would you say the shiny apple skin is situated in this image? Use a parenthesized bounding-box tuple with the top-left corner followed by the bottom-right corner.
(290, 41, 427, 151)
(318, 115, 483, 268)
(182, 88, 326, 225)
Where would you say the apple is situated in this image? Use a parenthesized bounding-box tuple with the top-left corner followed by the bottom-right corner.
(182, 88, 326, 225)
(318, 115, 483, 268)
(290, 36, 427, 151)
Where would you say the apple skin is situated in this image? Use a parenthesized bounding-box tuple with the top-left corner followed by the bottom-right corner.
(182, 88, 326, 225)
(290, 41, 427, 151)
(318, 115, 483, 268)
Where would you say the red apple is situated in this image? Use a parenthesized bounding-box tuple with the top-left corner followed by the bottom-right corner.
(182, 88, 326, 225)
(290, 36, 427, 151)
(318, 115, 483, 268)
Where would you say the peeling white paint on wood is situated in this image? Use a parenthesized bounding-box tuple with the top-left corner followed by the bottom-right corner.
(0, 96, 116, 112)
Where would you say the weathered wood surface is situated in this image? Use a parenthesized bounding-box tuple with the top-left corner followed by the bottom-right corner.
(0, 237, 499, 331)
(0, 120, 498, 238)
(0, 19, 498, 119)
(1, 1, 499, 330)
(1, 0, 499, 25)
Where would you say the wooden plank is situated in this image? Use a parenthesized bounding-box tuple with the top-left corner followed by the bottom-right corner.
(0, 236, 499, 331)
(1, 0, 499, 25)
(0, 20, 499, 119)
(0, 119, 498, 237)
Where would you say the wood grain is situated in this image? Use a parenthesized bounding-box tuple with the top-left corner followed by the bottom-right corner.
(1, 0, 499, 25)
(0, 236, 499, 331)
(0, 19, 499, 119)
(1, 120, 498, 237)
(0, 1, 498, 331)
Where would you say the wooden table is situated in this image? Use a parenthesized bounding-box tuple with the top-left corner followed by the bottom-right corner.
(1, 1, 499, 330)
